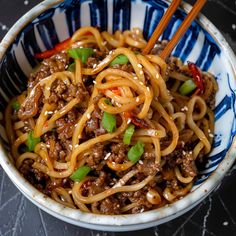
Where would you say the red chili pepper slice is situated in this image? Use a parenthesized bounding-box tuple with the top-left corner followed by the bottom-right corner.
(123, 111, 148, 128)
(109, 87, 121, 96)
(187, 61, 204, 93)
(131, 116, 149, 128)
(35, 37, 72, 59)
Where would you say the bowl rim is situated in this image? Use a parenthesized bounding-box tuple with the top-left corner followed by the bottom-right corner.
(0, 0, 236, 231)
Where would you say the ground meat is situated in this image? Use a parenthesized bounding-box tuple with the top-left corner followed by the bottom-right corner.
(176, 152, 197, 177)
(86, 143, 104, 169)
(111, 63, 133, 72)
(28, 52, 69, 90)
(48, 140, 66, 161)
(99, 196, 121, 215)
(19, 159, 49, 192)
(137, 160, 160, 176)
(86, 57, 99, 68)
(18, 86, 42, 120)
(108, 143, 128, 164)
(150, 40, 168, 55)
(56, 118, 76, 141)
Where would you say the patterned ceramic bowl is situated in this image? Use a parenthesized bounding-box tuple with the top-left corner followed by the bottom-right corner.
(0, 0, 236, 232)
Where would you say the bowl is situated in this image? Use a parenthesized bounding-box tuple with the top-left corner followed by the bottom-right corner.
(0, 0, 236, 232)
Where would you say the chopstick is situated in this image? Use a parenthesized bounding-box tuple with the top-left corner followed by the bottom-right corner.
(142, 0, 207, 61)
(142, 0, 181, 55)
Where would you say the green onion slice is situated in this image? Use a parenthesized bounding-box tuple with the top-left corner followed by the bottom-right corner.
(179, 79, 197, 96)
(102, 112, 116, 133)
(110, 54, 129, 66)
(123, 124, 135, 145)
(12, 99, 20, 111)
(70, 166, 91, 182)
(128, 141, 144, 163)
(68, 48, 94, 64)
(67, 62, 75, 72)
(26, 130, 41, 151)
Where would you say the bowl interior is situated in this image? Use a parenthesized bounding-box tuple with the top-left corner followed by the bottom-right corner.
(0, 0, 236, 230)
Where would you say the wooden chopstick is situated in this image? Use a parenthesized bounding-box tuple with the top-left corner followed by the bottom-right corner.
(160, 0, 207, 60)
(142, 0, 181, 55)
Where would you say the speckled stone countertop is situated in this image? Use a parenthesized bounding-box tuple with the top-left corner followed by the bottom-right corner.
(0, 0, 236, 235)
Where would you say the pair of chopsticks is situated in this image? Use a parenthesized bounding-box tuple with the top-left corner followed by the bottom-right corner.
(142, 0, 207, 60)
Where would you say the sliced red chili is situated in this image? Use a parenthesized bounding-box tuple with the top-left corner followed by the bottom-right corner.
(187, 61, 204, 93)
(35, 37, 71, 59)
(109, 87, 121, 96)
(131, 116, 149, 128)
(123, 111, 148, 128)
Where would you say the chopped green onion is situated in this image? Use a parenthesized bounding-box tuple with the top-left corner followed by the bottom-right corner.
(110, 54, 129, 66)
(128, 141, 144, 163)
(104, 98, 112, 106)
(102, 112, 116, 133)
(67, 62, 75, 72)
(68, 48, 94, 64)
(179, 79, 197, 96)
(26, 131, 41, 151)
(123, 124, 135, 145)
(12, 99, 20, 111)
(70, 166, 91, 182)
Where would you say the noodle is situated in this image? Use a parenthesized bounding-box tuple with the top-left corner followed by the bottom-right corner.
(5, 26, 217, 215)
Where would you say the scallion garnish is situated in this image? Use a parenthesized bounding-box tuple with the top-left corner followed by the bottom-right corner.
(102, 112, 116, 133)
(26, 130, 41, 151)
(68, 48, 94, 64)
(110, 54, 129, 66)
(12, 99, 20, 111)
(179, 79, 197, 96)
(70, 166, 91, 182)
(123, 124, 135, 145)
(127, 141, 144, 163)
(67, 62, 75, 72)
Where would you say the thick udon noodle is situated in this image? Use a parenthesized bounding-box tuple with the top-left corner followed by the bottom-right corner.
(5, 26, 217, 214)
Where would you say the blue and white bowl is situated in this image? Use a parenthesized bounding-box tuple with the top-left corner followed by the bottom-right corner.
(0, 0, 236, 231)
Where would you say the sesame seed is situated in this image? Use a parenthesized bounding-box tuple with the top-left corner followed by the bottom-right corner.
(93, 49, 97, 52)
(139, 81, 144, 86)
(93, 80, 97, 84)
(104, 152, 111, 160)
(74, 144, 79, 148)
(223, 221, 229, 226)
(138, 160, 143, 164)
(87, 113, 91, 119)
(46, 144, 50, 148)
(180, 106, 188, 111)
(209, 133, 214, 138)
(44, 111, 48, 115)
(69, 144, 72, 149)
(127, 118, 132, 124)
(140, 208, 145, 213)
(140, 70, 144, 75)
(136, 97, 140, 102)
(181, 141, 185, 147)
(109, 50, 113, 55)
(47, 111, 53, 115)
(208, 129, 211, 133)
(156, 74, 159, 79)
(147, 87, 150, 92)
(93, 64, 97, 68)
(189, 151, 193, 154)
(137, 64, 142, 68)
(133, 76, 138, 80)
(102, 41, 107, 46)
(182, 150, 186, 155)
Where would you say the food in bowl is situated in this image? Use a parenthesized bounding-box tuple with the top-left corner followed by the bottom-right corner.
(5, 25, 218, 214)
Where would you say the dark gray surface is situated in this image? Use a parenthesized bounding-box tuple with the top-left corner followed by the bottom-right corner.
(0, 0, 236, 235)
